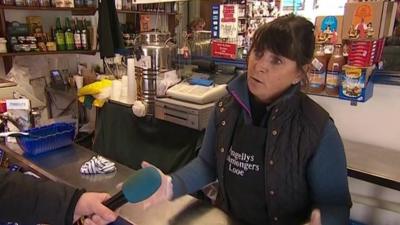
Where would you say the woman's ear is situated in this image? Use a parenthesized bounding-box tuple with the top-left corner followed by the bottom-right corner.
(293, 64, 309, 85)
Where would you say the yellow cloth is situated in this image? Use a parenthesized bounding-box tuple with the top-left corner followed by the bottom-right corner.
(78, 79, 112, 108)
(77, 79, 112, 97)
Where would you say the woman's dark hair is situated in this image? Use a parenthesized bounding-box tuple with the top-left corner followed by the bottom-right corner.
(250, 14, 315, 69)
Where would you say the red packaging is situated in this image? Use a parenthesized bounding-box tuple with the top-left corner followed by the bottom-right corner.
(0, 101, 7, 113)
(348, 38, 385, 67)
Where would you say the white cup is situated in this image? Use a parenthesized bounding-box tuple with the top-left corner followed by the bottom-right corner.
(111, 80, 122, 100)
(74, 75, 84, 89)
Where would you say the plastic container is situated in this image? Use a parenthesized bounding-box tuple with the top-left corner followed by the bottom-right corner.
(17, 123, 75, 156)
(0, 38, 7, 53)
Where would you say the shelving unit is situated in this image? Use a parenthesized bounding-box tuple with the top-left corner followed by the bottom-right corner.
(0, 50, 97, 57)
(117, 10, 176, 15)
(0, 5, 98, 73)
(116, 1, 182, 37)
(0, 5, 97, 15)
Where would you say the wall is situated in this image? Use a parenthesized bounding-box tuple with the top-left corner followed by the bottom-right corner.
(310, 85, 400, 225)
(310, 84, 400, 151)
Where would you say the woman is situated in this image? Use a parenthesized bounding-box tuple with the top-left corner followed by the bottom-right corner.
(188, 17, 206, 34)
(143, 14, 351, 225)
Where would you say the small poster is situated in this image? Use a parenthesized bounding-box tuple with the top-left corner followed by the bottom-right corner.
(211, 41, 237, 59)
(315, 16, 343, 44)
(140, 15, 151, 32)
(219, 4, 239, 39)
(282, 0, 305, 11)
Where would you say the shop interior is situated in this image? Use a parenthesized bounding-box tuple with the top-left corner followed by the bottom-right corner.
(0, 0, 399, 224)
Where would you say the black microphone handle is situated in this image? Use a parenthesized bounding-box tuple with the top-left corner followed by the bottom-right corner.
(102, 190, 128, 211)
(73, 191, 128, 225)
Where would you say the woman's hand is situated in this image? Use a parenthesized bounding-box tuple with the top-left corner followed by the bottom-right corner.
(310, 209, 321, 225)
(139, 161, 173, 209)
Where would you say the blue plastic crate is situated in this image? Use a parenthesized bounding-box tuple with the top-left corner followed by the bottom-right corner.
(17, 123, 75, 156)
(350, 220, 367, 225)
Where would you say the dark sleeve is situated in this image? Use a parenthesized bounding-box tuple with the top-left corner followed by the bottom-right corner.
(171, 110, 218, 198)
(0, 169, 85, 225)
(307, 120, 352, 225)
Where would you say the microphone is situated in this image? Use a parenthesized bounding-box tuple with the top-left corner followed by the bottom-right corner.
(74, 167, 162, 225)
(103, 167, 162, 210)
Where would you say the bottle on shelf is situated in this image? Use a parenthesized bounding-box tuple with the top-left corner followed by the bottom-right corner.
(3, 0, 16, 6)
(122, 0, 131, 10)
(15, 0, 26, 6)
(81, 19, 89, 50)
(39, 0, 50, 7)
(84, 0, 96, 8)
(74, 0, 84, 8)
(55, 17, 66, 51)
(307, 44, 328, 94)
(115, 0, 122, 10)
(47, 26, 57, 51)
(325, 44, 345, 96)
(64, 17, 75, 50)
(74, 18, 82, 50)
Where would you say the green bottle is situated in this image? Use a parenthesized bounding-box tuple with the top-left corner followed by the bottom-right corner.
(64, 18, 75, 51)
(55, 17, 65, 51)
(74, 19, 82, 50)
(81, 19, 90, 50)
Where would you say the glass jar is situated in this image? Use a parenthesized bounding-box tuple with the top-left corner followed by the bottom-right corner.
(3, 0, 15, 6)
(15, 0, 26, 6)
(39, 0, 50, 7)
(74, 0, 84, 8)
(27, 0, 40, 6)
(17, 36, 26, 44)
(122, 0, 131, 10)
(84, 0, 96, 7)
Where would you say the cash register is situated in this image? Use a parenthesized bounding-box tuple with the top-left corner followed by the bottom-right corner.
(155, 62, 237, 130)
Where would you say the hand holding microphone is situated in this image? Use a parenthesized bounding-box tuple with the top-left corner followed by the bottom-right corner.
(139, 161, 173, 210)
(103, 166, 165, 210)
(74, 166, 166, 224)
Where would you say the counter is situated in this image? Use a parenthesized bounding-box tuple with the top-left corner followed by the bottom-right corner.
(343, 140, 400, 191)
(3, 136, 399, 224)
(1, 143, 239, 225)
(94, 100, 400, 191)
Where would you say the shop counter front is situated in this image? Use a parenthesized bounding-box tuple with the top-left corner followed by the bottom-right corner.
(1, 143, 239, 225)
(93, 101, 204, 174)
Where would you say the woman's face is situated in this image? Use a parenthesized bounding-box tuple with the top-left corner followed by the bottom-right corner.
(247, 49, 302, 103)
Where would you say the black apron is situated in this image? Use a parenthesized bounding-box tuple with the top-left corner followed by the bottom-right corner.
(224, 113, 268, 225)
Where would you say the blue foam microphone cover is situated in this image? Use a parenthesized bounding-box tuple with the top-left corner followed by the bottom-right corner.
(101, 167, 162, 211)
(122, 167, 162, 203)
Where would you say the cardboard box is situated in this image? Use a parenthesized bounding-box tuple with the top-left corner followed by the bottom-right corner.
(54, 0, 74, 8)
(383, 1, 398, 37)
(26, 16, 42, 34)
(339, 65, 375, 102)
(342, 2, 386, 40)
(315, 16, 344, 44)
(348, 38, 385, 67)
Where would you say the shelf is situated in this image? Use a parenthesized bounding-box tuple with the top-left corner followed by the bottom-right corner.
(0, 50, 97, 57)
(303, 90, 339, 99)
(0, 5, 97, 15)
(117, 10, 176, 15)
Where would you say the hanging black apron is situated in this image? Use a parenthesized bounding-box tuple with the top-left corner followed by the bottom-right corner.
(224, 113, 268, 225)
